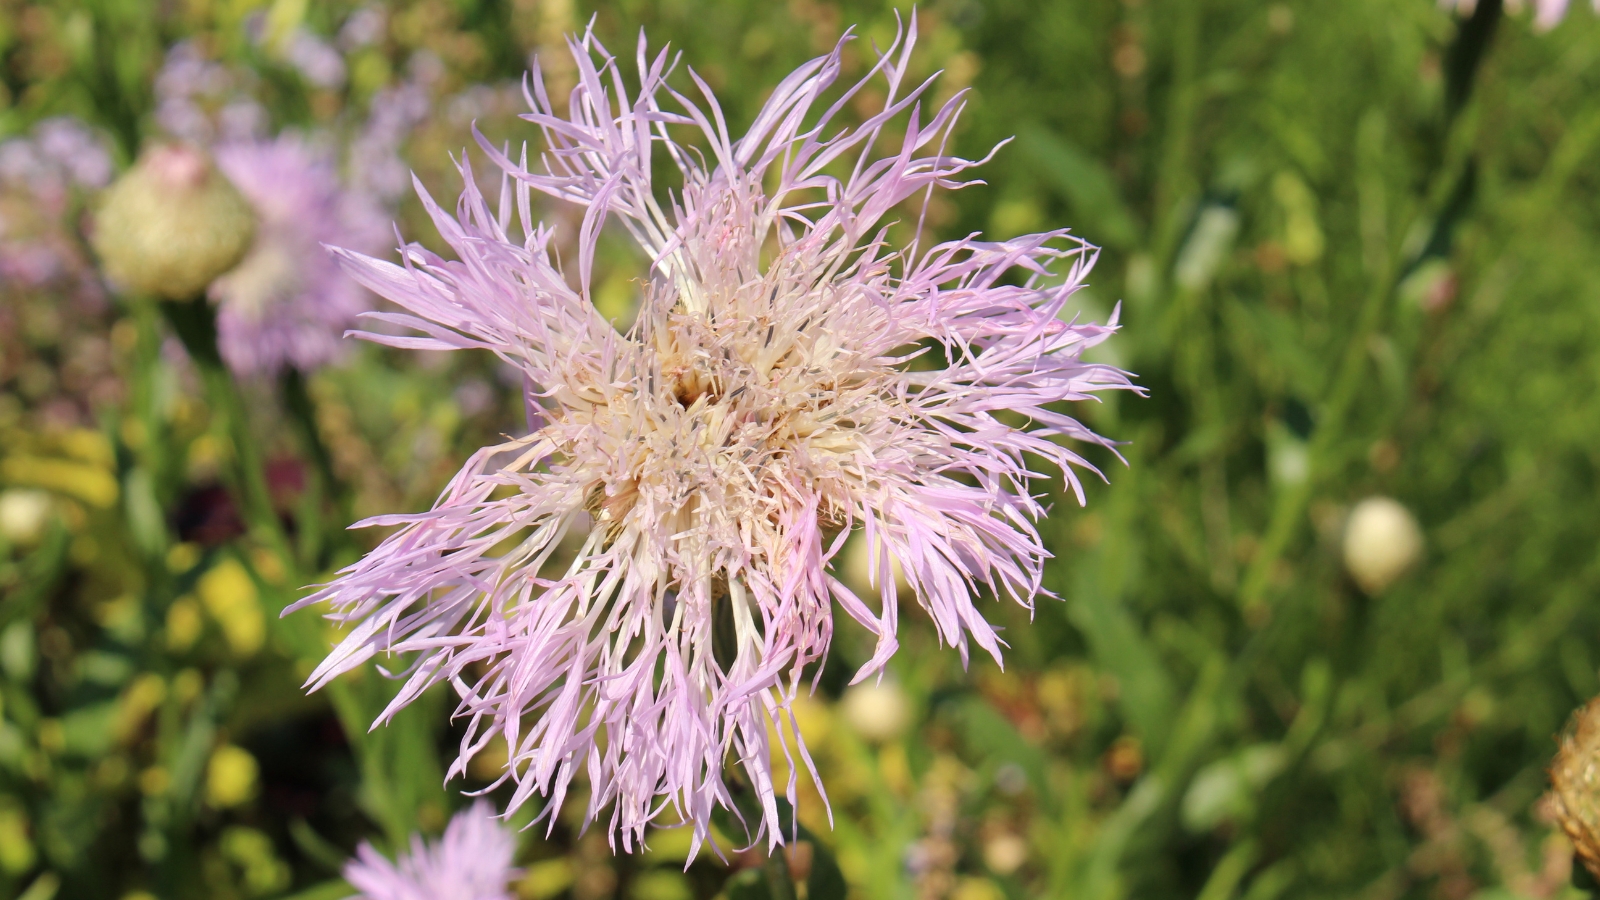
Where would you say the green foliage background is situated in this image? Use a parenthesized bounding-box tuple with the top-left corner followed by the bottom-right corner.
(0, 1, 1597, 899)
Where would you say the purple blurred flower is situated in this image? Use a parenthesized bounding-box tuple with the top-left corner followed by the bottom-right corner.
(34, 119, 114, 190)
(284, 28, 348, 89)
(1443, 0, 1597, 28)
(0, 242, 62, 287)
(349, 57, 436, 203)
(0, 117, 112, 296)
(340, 6, 388, 50)
(155, 41, 267, 144)
(293, 19, 1135, 854)
(0, 117, 112, 209)
(344, 801, 518, 900)
(209, 135, 388, 376)
(237, 12, 346, 88)
(154, 42, 228, 142)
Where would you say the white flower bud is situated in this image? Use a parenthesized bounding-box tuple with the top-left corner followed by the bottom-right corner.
(1342, 496, 1423, 594)
(840, 679, 911, 744)
(0, 489, 52, 545)
(843, 534, 911, 602)
(1174, 204, 1239, 291)
(982, 833, 1028, 875)
(92, 144, 256, 300)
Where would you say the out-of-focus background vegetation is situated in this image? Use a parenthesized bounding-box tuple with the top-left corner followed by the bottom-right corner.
(1, 0, 1598, 898)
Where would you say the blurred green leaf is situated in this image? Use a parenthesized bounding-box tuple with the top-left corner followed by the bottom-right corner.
(1181, 745, 1285, 832)
(1067, 590, 1175, 756)
(1018, 127, 1142, 249)
(946, 696, 1052, 803)
(58, 700, 118, 758)
(272, 879, 353, 900)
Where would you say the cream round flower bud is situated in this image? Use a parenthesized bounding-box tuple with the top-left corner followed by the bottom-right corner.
(92, 144, 256, 300)
(1552, 697, 1600, 883)
(982, 832, 1028, 876)
(1342, 496, 1423, 595)
(840, 679, 911, 744)
(0, 490, 52, 545)
(843, 534, 911, 602)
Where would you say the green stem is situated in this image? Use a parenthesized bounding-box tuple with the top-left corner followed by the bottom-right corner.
(1149, 0, 1203, 273)
(1237, 142, 1480, 615)
(159, 298, 445, 852)
(159, 297, 296, 572)
(1235, 269, 1391, 613)
(281, 367, 357, 569)
(763, 848, 798, 900)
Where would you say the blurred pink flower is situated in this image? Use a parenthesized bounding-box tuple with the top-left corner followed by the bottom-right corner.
(1443, 0, 1597, 28)
(210, 135, 389, 376)
(0, 117, 112, 298)
(293, 17, 1135, 855)
(155, 41, 267, 144)
(350, 56, 436, 203)
(344, 802, 517, 900)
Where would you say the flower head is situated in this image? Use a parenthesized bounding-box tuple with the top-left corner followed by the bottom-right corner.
(92, 143, 257, 301)
(294, 18, 1136, 855)
(210, 135, 389, 376)
(344, 801, 518, 900)
(1553, 696, 1600, 883)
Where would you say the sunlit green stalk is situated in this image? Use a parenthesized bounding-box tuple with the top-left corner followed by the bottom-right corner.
(158, 297, 295, 572)
(157, 295, 444, 850)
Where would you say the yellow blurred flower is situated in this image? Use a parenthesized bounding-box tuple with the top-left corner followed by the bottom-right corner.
(220, 825, 291, 895)
(641, 824, 697, 864)
(249, 547, 287, 586)
(165, 598, 203, 653)
(1272, 171, 1325, 265)
(952, 876, 1006, 900)
(206, 744, 259, 808)
(172, 669, 204, 706)
(198, 559, 265, 657)
(0, 804, 36, 874)
(139, 766, 170, 797)
(165, 543, 201, 574)
(36, 719, 63, 754)
(517, 858, 574, 900)
(629, 871, 691, 900)
(59, 429, 113, 467)
(92, 144, 256, 301)
(0, 457, 117, 508)
(115, 673, 166, 742)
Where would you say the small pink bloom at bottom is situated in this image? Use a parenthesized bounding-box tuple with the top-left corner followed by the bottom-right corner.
(343, 802, 518, 900)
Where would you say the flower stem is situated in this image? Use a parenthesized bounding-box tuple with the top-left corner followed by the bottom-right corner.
(159, 296, 294, 571)
(159, 295, 443, 850)
(763, 848, 798, 900)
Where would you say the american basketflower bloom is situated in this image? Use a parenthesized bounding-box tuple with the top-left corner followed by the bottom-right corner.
(344, 801, 518, 900)
(210, 135, 388, 376)
(292, 19, 1136, 856)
